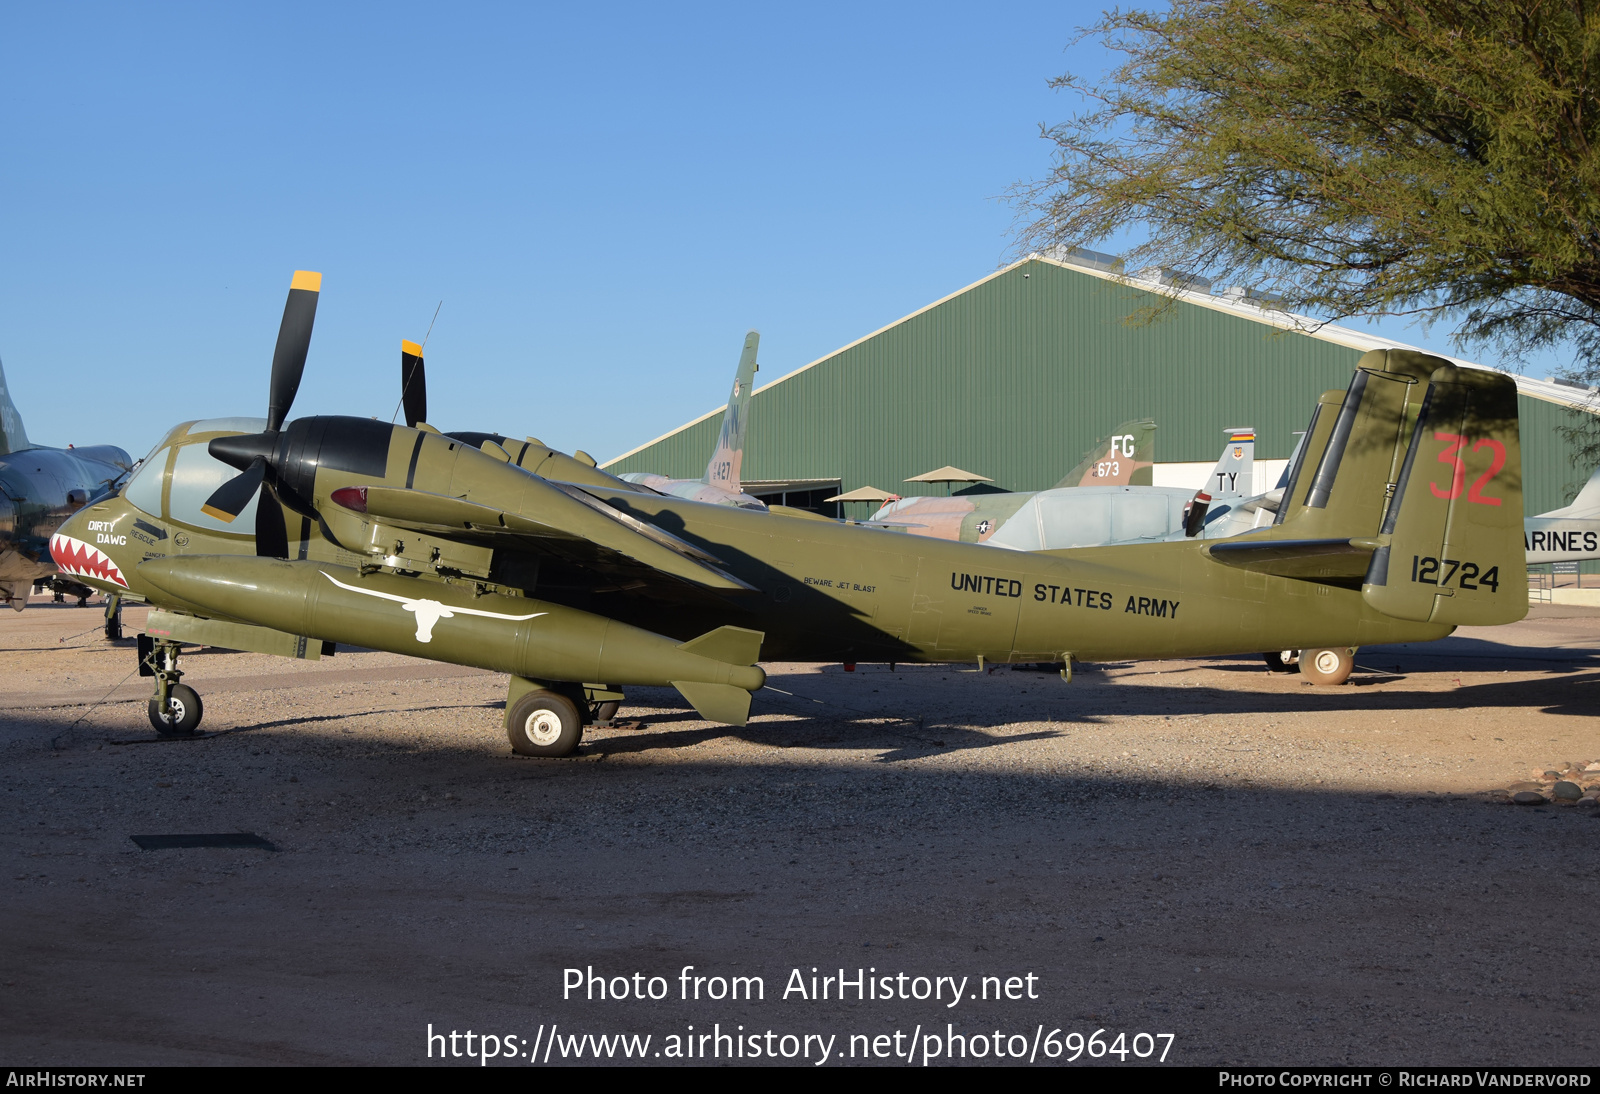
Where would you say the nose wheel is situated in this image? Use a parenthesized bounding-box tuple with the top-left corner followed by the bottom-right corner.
(104, 595, 123, 642)
(138, 636, 205, 736)
(148, 684, 203, 735)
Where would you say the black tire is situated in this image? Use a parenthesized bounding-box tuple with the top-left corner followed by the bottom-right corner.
(593, 700, 621, 726)
(1262, 651, 1296, 673)
(507, 690, 583, 757)
(148, 684, 203, 736)
(104, 608, 123, 642)
(1299, 647, 1355, 686)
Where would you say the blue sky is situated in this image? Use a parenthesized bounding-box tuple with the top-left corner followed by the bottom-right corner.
(0, 2, 1567, 459)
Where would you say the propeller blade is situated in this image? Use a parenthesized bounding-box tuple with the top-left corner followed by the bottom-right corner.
(266, 270, 322, 432)
(400, 339, 427, 428)
(255, 482, 289, 559)
(200, 456, 267, 523)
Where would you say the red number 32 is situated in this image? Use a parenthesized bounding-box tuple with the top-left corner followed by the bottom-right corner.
(1429, 432, 1505, 506)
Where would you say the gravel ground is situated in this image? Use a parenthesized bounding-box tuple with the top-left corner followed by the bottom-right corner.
(1, 597, 1596, 1066)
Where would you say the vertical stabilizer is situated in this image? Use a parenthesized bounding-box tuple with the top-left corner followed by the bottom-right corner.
(1054, 419, 1157, 488)
(1279, 352, 1438, 539)
(703, 331, 759, 490)
(1363, 366, 1525, 626)
(1207, 428, 1255, 496)
(0, 354, 31, 456)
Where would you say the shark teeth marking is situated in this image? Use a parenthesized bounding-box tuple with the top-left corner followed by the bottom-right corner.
(49, 533, 128, 589)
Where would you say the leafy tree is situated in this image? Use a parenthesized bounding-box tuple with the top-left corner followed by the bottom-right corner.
(1016, 0, 1600, 407)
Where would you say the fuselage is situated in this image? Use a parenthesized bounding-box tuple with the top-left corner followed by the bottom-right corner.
(0, 443, 132, 593)
(53, 416, 1455, 670)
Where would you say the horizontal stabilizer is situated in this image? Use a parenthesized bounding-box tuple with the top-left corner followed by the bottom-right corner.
(676, 624, 764, 667)
(1207, 537, 1376, 580)
(671, 680, 753, 726)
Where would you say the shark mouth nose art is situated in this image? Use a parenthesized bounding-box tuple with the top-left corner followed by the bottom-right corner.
(50, 533, 129, 588)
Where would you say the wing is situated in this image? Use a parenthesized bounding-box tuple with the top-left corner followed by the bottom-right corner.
(332, 481, 758, 599)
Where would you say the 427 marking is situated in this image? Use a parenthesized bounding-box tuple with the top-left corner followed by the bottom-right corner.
(1411, 555, 1500, 592)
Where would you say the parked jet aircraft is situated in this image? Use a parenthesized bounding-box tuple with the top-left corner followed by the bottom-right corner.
(50, 273, 1526, 755)
(616, 331, 766, 509)
(867, 420, 1156, 542)
(1524, 466, 1600, 564)
(872, 425, 1253, 549)
(0, 354, 132, 623)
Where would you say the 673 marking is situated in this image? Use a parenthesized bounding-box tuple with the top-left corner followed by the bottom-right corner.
(1411, 555, 1500, 591)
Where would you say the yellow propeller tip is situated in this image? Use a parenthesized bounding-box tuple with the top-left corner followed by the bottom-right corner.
(199, 504, 238, 523)
(290, 270, 322, 293)
(401, 340, 423, 356)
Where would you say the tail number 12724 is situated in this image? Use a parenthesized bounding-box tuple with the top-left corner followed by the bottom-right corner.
(1411, 555, 1499, 591)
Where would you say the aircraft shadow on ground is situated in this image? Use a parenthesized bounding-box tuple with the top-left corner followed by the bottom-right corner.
(2, 638, 1596, 762)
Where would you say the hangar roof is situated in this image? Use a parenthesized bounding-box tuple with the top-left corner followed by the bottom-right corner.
(607, 253, 1595, 470)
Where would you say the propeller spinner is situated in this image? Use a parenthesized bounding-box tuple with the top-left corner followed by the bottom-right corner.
(200, 270, 322, 558)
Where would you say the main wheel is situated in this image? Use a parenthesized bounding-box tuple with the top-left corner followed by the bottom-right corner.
(592, 700, 620, 726)
(1299, 647, 1355, 686)
(148, 684, 203, 736)
(507, 690, 583, 757)
(1262, 651, 1297, 673)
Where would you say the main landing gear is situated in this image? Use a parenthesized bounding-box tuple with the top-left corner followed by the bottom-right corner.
(1263, 647, 1356, 686)
(138, 635, 204, 736)
(503, 679, 624, 758)
(104, 594, 123, 642)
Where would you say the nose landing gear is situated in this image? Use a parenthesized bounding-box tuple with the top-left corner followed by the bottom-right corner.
(104, 594, 123, 642)
(137, 635, 204, 736)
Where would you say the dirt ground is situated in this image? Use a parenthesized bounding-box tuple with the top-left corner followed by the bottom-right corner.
(1, 595, 1596, 1067)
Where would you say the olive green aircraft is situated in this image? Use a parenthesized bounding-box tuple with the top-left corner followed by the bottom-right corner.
(52, 272, 1527, 757)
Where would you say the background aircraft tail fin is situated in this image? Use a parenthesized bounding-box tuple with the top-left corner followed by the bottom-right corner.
(702, 331, 760, 490)
(1541, 464, 1600, 518)
(1054, 418, 1156, 488)
(1362, 365, 1526, 626)
(1207, 427, 1255, 497)
(0, 354, 31, 456)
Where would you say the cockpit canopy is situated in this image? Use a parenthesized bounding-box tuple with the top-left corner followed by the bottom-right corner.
(121, 418, 267, 535)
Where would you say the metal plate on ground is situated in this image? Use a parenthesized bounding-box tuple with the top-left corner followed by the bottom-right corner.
(130, 833, 278, 851)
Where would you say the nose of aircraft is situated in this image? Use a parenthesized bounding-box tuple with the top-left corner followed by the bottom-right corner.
(49, 505, 132, 591)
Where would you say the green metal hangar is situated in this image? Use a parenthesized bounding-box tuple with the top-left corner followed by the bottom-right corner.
(604, 249, 1599, 518)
